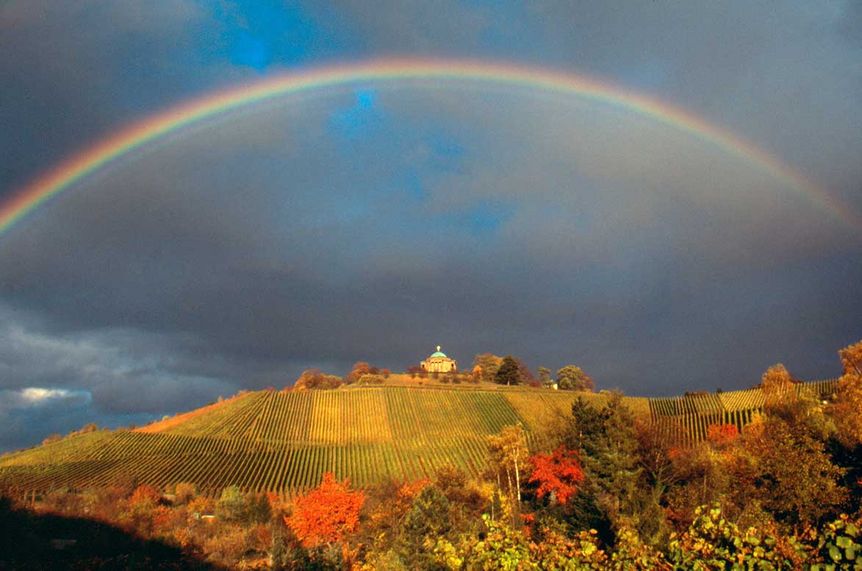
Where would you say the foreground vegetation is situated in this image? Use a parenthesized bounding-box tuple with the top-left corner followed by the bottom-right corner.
(1, 341, 860, 568)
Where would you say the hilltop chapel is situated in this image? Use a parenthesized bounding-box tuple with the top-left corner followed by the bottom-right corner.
(420, 346, 457, 373)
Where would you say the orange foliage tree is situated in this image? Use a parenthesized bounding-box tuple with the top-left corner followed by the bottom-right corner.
(839, 340, 862, 377)
(285, 472, 365, 548)
(831, 340, 862, 448)
(128, 484, 161, 510)
(528, 447, 585, 505)
(346, 361, 376, 384)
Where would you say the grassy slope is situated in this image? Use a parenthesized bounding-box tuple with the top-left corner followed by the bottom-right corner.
(0, 380, 838, 496)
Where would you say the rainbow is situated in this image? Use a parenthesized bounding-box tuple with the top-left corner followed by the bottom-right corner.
(1, 58, 858, 235)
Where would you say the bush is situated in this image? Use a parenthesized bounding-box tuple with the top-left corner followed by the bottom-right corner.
(668, 504, 805, 569)
(357, 374, 385, 385)
(41, 434, 62, 445)
(805, 513, 862, 568)
(173, 482, 196, 505)
(217, 486, 247, 522)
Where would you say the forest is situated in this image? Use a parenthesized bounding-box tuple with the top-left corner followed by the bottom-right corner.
(1, 340, 860, 570)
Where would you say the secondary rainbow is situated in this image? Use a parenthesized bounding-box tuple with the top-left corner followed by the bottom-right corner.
(1, 58, 857, 235)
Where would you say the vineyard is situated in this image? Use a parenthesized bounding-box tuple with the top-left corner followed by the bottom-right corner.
(0, 380, 839, 496)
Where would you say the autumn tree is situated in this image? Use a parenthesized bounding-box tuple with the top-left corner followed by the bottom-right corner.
(470, 365, 483, 383)
(473, 353, 503, 383)
(538, 367, 552, 386)
(514, 357, 536, 385)
(831, 340, 862, 448)
(556, 365, 594, 391)
(345, 361, 375, 384)
(839, 340, 862, 376)
(495, 355, 521, 386)
(663, 427, 737, 529)
(294, 368, 343, 390)
(128, 484, 161, 511)
(734, 402, 846, 528)
(488, 424, 529, 520)
(123, 484, 163, 534)
(285, 472, 365, 548)
(173, 482, 196, 504)
(760, 363, 796, 410)
(359, 478, 429, 555)
(528, 446, 585, 505)
(761, 363, 795, 389)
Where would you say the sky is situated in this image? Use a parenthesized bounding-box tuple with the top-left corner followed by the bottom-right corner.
(0, 1, 860, 452)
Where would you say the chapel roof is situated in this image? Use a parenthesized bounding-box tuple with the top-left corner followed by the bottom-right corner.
(429, 345, 448, 358)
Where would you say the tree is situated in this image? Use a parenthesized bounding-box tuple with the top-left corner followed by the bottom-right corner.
(245, 493, 272, 524)
(538, 367, 552, 386)
(758, 363, 798, 412)
(488, 424, 529, 518)
(831, 340, 862, 448)
(839, 340, 862, 377)
(495, 356, 521, 386)
(760, 363, 795, 389)
(285, 472, 365, 548)
(556, 365, 594, 391)
(346, 361, 373, 384)
(528, 446, 585, 505)
(399, 486, 452, 567)
(514, 357, 536, 385)
(470, 365, 483, 383)
(216, 485, 247, 522)
(565, 394, 642, 534)
(473, 353, 503, 383)
(735, 403, 846, 528)
(294, 368, 342, 390)
(173, 482, 196, 504)
(128, 484, 161, 511)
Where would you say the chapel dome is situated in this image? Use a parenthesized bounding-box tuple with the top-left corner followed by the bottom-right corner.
(429, 345, 447, 358)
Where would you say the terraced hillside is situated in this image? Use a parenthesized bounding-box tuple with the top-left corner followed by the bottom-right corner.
(0, 381, 838, 496)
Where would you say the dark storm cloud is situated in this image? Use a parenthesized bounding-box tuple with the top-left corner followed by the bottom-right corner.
(0, 0, 253, 192)
(1, 2, 860, 451)
(341, 1, 862, 198)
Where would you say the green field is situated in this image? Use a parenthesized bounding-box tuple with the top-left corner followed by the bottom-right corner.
(0, 380, 838, 496)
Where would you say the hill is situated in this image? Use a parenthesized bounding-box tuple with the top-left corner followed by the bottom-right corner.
(0, 380, 838, 497)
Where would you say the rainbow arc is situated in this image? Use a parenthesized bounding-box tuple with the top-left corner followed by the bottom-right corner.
(1, 58, 857, 235)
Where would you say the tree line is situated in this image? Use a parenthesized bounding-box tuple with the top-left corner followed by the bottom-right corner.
(292, 353, 595, 392)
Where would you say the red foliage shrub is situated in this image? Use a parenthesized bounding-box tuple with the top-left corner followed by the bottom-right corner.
(707, 423, 739, 448)
(528, 447, 585, 505)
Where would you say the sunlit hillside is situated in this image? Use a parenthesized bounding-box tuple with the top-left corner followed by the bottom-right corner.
(0, 380, 837, 497)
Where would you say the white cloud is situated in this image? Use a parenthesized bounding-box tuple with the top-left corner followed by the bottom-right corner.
(18, 387, 89, 405)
